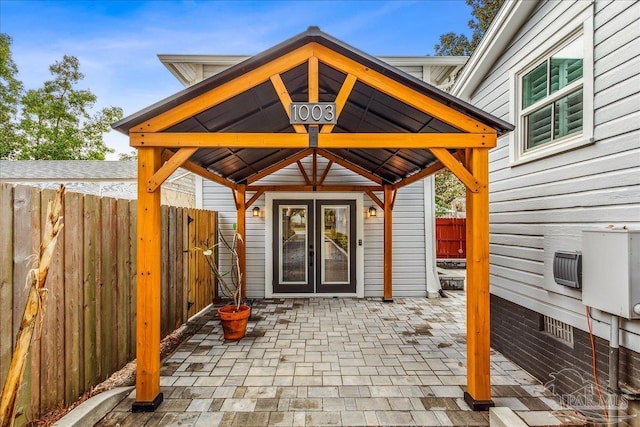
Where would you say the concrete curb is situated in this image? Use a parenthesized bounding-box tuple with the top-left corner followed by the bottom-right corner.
(490, 407, 528, 427)
(52, 386, 134, 427)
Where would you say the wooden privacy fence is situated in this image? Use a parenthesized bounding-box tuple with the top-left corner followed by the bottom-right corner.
(436, 217, 466, 259)
(0, 184, 217, 423)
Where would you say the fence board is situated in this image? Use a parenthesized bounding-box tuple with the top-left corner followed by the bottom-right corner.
(128, 200, 137, 360)
(181, 210, 189, 322)
(83, 194, 100, 388)
(12, 186, 40, 421)
(0, 184, 14, 390)
(168, 206, 177, 331)
(116, 199, 130, 368)
(174, 208, 184, 328)
(100, 197, 117, 378)
(64, 191, 83, 405)
(160, 205, 169, 337)
(436, 218, 466, 259)
(0, 185, 216, 421)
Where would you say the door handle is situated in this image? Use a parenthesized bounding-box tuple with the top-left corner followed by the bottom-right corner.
(309, 245, 314, 266)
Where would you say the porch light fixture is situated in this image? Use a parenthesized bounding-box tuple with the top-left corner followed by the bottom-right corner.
(252, 206, 261, 217)
(368, 206, 377, 217)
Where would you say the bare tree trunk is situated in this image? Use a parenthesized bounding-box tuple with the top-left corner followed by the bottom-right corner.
(0, 185, 65, 427)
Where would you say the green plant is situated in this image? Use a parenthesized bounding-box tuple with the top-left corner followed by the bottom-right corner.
(193, 226, 243, 311)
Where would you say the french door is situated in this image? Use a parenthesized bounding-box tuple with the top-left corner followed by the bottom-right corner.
(273, 199, 356, 294)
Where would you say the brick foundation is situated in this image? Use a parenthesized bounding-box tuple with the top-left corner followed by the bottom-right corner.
(490, 294, 640, 424)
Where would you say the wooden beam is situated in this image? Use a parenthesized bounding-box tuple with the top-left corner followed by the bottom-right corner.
(383, 185, 393, 302)
(317, 133, 494, 149)
(429, 148, 479, 193)
(316, 149, 382, 185)
(318, 160, 333, 185)
(464, 148, 493, 410)
(147, 147, 198, 193)
(309, 56, 319, 103)
(297, 161, 312, 185)
(321, 74, 357, 134)
(133, 147, 163, 411)
(246, 184, 384, 192)
(364, 188, 383, 210)
(246, 188, 265, 209)
(236, 185, 247, 299)
(317, 185, 384, 192)
(394, 161, 446, 190)
(246, 149, 312, 184)
(390, 188, 398, 210)
(131, 132, 308, 149)
(270, 74, 307, 134)
(393, 152, 462, 190)
(138, 44, 314, 132)
(162, 150, 235, 189)
(313, 43, 495, 134)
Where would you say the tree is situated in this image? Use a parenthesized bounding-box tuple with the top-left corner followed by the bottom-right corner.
(0, 34, 23, 159)
(435, 169, 466, 217)
(434, 0, 505, 56)
(17, 55, 122, 160)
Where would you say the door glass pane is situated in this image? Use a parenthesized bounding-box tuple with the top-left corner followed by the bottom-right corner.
(321, 206, 349, 284)
(280, 206, 307, 283)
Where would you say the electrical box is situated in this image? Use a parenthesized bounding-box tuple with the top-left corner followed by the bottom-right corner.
(582, 229, 640, 319)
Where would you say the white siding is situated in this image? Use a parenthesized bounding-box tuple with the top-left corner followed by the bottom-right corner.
(468, 0, 640, 347)
(203, 155, 428, 298)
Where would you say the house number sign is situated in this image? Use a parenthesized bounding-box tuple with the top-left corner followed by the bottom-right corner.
(290, 102, 337, 124)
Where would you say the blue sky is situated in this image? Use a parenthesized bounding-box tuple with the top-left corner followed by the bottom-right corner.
(1, 0, 473, 158)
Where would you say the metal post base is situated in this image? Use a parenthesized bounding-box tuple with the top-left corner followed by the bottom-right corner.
(464, 391, 494, 411)
(132, 393, 164, 412)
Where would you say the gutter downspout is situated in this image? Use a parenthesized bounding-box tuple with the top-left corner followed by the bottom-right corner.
(424, 177, 442, 298)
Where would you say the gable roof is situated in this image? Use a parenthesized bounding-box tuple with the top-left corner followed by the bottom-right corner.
(113, 27, 513, 186)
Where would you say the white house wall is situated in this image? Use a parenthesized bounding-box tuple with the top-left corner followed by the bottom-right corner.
(467, 0, 640, 347)
(202, 155, 429, 298)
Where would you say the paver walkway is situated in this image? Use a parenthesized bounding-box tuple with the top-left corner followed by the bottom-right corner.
(97, 293, 585, 426)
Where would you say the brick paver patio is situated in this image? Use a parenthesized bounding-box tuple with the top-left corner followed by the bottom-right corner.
(97, 292, 585, 426)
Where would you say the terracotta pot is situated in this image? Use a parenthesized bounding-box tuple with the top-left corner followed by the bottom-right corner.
(217, 304, 251, 341)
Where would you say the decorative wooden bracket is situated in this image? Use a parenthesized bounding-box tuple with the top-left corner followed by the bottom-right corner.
(147, 147, 198, 193)
(429, 148, 479, 193)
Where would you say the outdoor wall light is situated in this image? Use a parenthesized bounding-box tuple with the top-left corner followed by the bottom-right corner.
(252, 206, 261, 217)
(368, 206, 377, 217)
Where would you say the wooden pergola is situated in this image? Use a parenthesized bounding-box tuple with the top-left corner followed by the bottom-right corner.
(113, 27, 512, 412)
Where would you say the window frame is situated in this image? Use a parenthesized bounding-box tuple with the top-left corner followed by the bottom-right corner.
(508, 8, 594, 166)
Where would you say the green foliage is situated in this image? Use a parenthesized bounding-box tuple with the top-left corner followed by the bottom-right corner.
(0, 34, 23, 159)
(434, 0, 505, 56)
(118, 150, 138, 161)
(435, 169, 465, 217)
(0, 34, 123, 160)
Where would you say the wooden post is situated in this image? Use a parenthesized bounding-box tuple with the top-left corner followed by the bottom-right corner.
(236, 185, 247, 299)
(383, 185, 393, 302)
(463, 148, 493, 410)
(132, 147, 163, 412)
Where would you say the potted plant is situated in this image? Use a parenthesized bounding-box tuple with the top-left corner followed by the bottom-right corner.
(194, 225, 250, 340)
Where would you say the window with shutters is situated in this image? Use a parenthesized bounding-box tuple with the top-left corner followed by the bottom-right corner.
(509, 23, 594, 165)
(521, 36, 584, 149)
